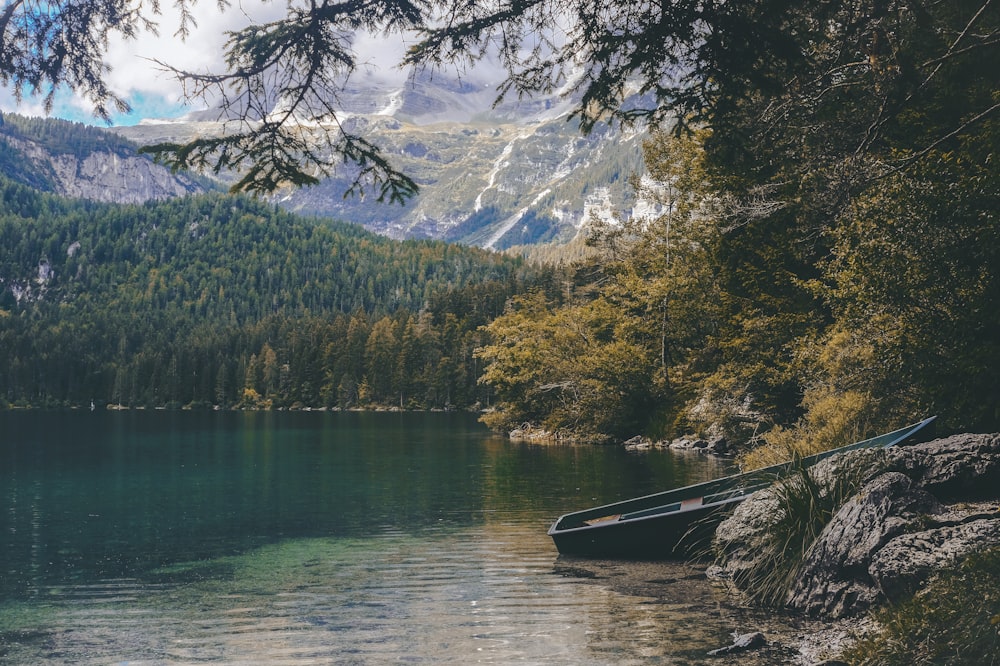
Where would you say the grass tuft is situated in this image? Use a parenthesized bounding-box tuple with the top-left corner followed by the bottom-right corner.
(723, 451, 880, 607)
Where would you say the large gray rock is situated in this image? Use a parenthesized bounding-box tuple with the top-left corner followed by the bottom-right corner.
(713, 485, 785, 584)
(785, 472, 942, 618)
(870, 516, 1000, 602)
(883, 433, 1000, 499)
(712, 447, 889, 588)
(713, 432, 1000, 620)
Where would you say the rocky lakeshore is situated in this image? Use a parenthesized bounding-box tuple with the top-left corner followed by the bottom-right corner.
(705, 432, 1000, 663)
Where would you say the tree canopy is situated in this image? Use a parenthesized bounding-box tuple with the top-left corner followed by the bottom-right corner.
(476, 1, 999, 442)
(0, 173, 542, 409)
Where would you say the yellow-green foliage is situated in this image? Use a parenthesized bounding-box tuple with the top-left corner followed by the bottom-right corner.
(504, 233, 600, 266)
(476, 290, 660, 439)
(740, 388, 871, 470)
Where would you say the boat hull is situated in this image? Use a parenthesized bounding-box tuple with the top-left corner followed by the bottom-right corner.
(548, 499, 742, 559)
(548, 416, 937, 559)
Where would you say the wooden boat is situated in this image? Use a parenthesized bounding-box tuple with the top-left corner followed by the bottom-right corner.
(547, 416, 937, 559)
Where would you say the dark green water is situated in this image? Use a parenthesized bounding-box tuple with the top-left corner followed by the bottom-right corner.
(1, 410, 742, 664)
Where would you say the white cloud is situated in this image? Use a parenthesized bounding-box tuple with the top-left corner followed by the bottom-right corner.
(1, 1, 277, 123)
(350, 29, 413, 86)
(1, 1, 509, 124)
(98, 2, 433, 120)
(0, 90, 44, 117)
(101, 0, 284, 115)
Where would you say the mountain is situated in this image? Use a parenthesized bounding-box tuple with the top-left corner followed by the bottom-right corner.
(117, 72, 650, 248)
(1, 72, 651, 249)
(0, 113, 208, 203)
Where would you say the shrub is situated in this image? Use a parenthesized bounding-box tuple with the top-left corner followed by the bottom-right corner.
(841, 548, 1000, 665)
(740, 387, 872, 470)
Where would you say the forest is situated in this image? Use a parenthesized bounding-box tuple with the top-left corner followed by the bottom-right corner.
(0, 175, 549, 410)
(2, 0, 998, 452)
(464, 0, 1000, 450)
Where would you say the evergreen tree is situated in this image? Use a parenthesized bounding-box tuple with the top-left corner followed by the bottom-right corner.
(0, 174, 538, 410)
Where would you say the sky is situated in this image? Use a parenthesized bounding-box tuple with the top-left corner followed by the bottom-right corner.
(0, 0, 417, 127)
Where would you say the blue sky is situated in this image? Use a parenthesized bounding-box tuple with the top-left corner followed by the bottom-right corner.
(1, 1, 277, 126)
(0, 86, 194, 127)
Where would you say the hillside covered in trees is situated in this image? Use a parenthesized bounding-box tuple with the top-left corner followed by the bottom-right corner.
(433, 0, 998, 449)
(0, 175, 546, 410)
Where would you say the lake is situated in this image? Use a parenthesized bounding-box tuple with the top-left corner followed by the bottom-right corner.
(1, 410, 754, 664)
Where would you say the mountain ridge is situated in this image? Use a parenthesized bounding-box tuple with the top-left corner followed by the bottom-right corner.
(116, 72, 649, 248)
(2, 72, 649, 249)
(0, 113, 207, 203)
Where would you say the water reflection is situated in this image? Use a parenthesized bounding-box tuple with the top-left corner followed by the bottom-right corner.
(1, 411, 746, 664)
(2, 526, 740, 664)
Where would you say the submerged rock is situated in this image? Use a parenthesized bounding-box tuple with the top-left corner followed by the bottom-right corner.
(667, 435, 729, 456)
(707, 631, 767, 656)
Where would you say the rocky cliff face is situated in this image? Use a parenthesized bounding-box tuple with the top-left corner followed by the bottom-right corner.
(117, 73, 652, 248)
(15, 137, 203, 203)
(0, 116, 205, 204)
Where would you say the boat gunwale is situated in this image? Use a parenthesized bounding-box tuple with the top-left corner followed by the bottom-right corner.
(548, 416, 936, 538)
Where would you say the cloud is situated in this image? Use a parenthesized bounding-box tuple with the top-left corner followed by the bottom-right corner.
(350, 29, 415, 86)
(1, 1, 508, 125)
(0, 1, 265, 123)
(100, 0, 284, 119)
(100, 2, 435, 121)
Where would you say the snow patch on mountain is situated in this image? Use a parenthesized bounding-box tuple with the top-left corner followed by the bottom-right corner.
(115, 71, 649, 248)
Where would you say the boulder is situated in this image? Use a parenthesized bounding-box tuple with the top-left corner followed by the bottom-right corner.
(785, 472, 943, 618)
(713, 432, 1000, 620)
(713, 485, 786, 584)
(870, 515, 1000, 602)
(707, 437, 729, 455)
(623, 435, 652, 451)
(884, 433, 1000, 500)
(712, 448, 893, 590)
(669, 437, 709, 451)
(668, 435, 729, 455)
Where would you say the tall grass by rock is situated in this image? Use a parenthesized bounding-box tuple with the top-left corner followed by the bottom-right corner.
(715, 449, 884, 607)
